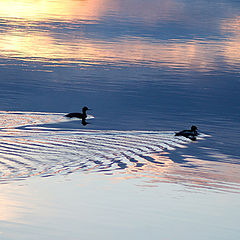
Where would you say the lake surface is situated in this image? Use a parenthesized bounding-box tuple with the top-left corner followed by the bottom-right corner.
(0, 0, 239, 239)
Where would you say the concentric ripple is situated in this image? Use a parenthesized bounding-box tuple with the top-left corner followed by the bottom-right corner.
(1, 111, 240, 192)
(0, 112, 196, 177)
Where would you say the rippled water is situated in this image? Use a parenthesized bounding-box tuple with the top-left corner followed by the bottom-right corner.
(0, 111, 239, 192)
(0, 111, 201, 178)
(0, 0, 240, 238)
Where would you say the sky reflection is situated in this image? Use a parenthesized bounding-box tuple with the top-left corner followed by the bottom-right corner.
(0, 0, 108, 21)
(0, 0, 239, 71)
(113, 151, 240, 192)
(0, 0, 239, 191)
(0, 2, 240, 238)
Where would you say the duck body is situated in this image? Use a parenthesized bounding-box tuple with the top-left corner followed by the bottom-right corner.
(65, 106, 89, 119)
(65, 112, 86, 119)
(175, 125, 199, 140)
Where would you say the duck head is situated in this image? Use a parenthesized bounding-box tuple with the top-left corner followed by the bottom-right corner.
(191, 125, 198, 131)
(82, 106, 90, 112)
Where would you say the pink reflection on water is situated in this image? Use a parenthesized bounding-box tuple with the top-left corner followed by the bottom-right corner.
(112, 151, 240, 192)
(0, 0, 239, 71)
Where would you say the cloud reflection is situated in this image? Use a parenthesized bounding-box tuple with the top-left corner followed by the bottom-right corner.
(221, 16, 240, 67)
(1, 31, 239, 72)
(0, 0, 239, 71)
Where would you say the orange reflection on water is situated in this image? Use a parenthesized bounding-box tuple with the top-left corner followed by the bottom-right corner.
(221, 16, 240, 67)
(0, 31, 235, 71)
(0, 1, 239, 71)
(0, 0, 108, 21)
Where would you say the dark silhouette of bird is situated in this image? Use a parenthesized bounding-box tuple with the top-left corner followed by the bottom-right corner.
(65, 106, 90, 119)
(175, 125, 199, 141)
(81, 118, 89, 126)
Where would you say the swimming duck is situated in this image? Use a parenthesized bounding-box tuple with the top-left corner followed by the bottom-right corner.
(175, 125, 199, 140)
(65, 106, 90, 119)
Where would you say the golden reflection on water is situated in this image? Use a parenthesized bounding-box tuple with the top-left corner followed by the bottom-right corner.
(0, 0, 239, 70)
(221, 16, 240, 67)
(1, 31, 239, 71)
(0, 0, 107, 21)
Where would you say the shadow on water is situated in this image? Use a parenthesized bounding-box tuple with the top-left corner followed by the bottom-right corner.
(81, 118, 89, 126)
(0, 111, 240, 192)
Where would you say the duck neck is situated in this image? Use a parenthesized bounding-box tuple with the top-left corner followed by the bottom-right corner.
(82, 110, 87, 118)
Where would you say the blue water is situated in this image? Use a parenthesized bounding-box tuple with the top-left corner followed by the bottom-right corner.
(0, 0, 240, 239)
(0, 0, 240, 188)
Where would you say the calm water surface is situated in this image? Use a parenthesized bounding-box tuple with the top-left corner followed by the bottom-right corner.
(0, 0, 240, 239)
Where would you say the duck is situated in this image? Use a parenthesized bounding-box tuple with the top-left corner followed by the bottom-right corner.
(175, 125, 199, 140)
(65, 106, 90, 119)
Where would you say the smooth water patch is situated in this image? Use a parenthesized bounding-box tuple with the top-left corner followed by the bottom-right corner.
(0, 174, 239, 240)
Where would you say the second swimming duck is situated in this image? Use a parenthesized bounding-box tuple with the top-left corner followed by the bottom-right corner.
(175, 125, 199, 140)
(65, 106, 90, 119)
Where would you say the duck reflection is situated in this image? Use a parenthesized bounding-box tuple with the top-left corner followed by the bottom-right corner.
(81, 117, 89, 126)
